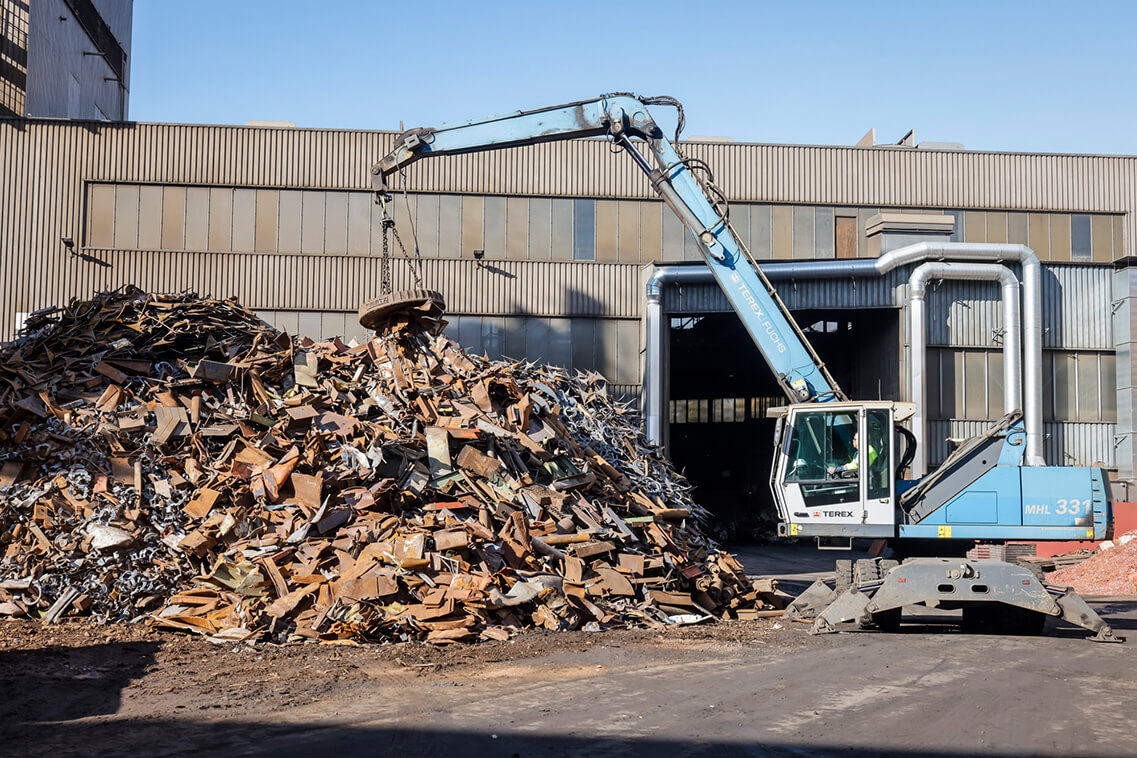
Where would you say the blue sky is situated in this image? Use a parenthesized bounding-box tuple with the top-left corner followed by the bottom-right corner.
(131, 1, 1135, 155)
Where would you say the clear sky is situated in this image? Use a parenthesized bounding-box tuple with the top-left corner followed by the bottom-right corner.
(131, 0, 1136, 155)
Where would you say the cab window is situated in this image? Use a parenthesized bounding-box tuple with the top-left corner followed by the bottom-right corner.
(784, 411, 859, 506)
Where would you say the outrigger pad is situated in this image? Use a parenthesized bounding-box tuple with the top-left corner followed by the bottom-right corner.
(1053, 587, 1125, 643)
(783, 580, 836, 622)
(810, 588, 871, 635)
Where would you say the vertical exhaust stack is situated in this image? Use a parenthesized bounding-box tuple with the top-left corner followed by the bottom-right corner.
(908, 262, 1022, 476)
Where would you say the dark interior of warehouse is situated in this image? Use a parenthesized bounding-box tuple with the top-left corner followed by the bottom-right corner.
(668, 308, 900, 540)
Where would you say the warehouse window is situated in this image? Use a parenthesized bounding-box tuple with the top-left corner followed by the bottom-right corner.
(750, 396, 783, 418)
(1071, 214, 1092, 262)
(573, 199, 595, 261)
(671, 397, 751, 424)
(929, 347, 1115, 423)
(835, 216, 857, 258)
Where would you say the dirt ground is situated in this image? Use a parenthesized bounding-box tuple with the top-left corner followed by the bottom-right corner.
(6, 603, 1137, 758)
(0, 616, 798, 756)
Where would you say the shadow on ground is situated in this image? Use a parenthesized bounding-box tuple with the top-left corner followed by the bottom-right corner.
(3, 719, 1112, 758)
(0, 640, 160, 724)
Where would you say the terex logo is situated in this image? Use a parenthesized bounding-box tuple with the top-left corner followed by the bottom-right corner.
(728, 272, 787, 354)
(819, 510, 856, 518)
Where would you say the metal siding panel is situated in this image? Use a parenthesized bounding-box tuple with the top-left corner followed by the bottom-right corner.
(771, 205, 792, 259)
(595, 199, 619, 262)
(437, 194, 462, 258)
(160, 185, 186, 250)
(505, 196, 528, 260)
(503, 316, 526, 359)
(112, 183, 138, 249)
(550, 198, 572, 260)
(324, 191, 349, 255)
(347, 191, 370, 255)
(750, 204, 772, 259)
(137, 185, 163, 249)
(300, 190, 324, 255)
(1044, 264, 1113, 349)
(792, 205, 813, 258)
(207, 187, 232, 252)
(184, 187, 209, 251)
(415, 193, 439, 257)
(571, 318, 596, 371)
(528, 197, 552, 260)
(231, 188, 256, 253)
(617, 200, 640, 262)
(459, 194, 482, 259)
(661, 202, 683, 261)
(525, 317, 551, 363)
(639, 201, 662, 263)
(277, 190, 301, 254)
(547, 318, 572, 369)
(484, 196, 505, 259)
(616, 318, 639, 384)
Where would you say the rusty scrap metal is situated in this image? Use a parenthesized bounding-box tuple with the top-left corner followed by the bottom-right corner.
(0, 287, 783, 643)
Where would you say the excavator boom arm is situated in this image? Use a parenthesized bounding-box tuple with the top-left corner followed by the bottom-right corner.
(372, 94, 844, 402)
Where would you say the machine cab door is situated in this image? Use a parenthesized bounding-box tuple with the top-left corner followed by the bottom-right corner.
(774, 404, 897, 538)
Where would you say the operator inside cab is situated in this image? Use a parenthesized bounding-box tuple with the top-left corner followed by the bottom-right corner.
(827, 431, 877, 478)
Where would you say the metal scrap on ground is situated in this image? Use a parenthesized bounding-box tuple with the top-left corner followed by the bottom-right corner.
(0, 287, 786, 643)
(1047, 532, 1137, 596)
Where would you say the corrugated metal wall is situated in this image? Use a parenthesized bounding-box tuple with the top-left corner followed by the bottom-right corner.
(76, 250, 640, 318)
(662, 269, 908, 313)
(925, 264, 1113, 349)
(662, 264, 1114, 352)
(926, 420, 1116, 468)
(1, 116, 1133, 470)
(26, 0, 131, 120)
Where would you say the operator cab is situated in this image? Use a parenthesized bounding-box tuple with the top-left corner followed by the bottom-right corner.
(772, 402, 913, 539)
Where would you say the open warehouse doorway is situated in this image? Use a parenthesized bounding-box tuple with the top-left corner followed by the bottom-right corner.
(666, 307, 900, 541)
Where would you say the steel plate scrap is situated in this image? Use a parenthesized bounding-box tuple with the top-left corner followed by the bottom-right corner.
(0, 287, 785, 644)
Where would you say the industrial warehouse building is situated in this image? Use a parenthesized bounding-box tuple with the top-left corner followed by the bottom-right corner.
(2, 114, 1136, 534)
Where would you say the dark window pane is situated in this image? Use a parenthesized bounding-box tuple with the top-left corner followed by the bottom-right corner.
(1077, 353, 1099, 421)
(1101, 354, 1117, 423)
(1054, 352, 1075, 421)
(947, 210, 964, 242)
(964, 351, 986, 418)
(1071, 214, 1092, 262)
(866, 408, 891, 500)
(573, 199, 595, 261)
(988, 350, 1005, 418)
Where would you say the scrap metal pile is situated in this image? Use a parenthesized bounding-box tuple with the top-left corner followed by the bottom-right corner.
(0, 288, 778, 643)
(1047, 532, 1137, 596)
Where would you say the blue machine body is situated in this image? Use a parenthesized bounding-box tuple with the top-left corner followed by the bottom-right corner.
(898, 420, 1111, 541)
